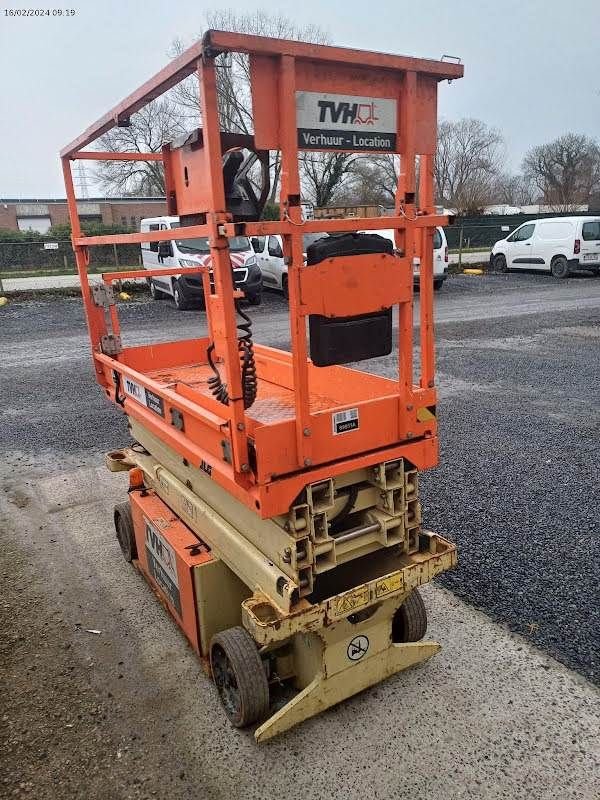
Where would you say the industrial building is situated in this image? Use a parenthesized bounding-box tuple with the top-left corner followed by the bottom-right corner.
(0, 197, 167, 233)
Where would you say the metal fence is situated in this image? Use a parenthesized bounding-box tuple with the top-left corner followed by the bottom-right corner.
(0, 240, 142, 274)
(444, 212, 600, 251)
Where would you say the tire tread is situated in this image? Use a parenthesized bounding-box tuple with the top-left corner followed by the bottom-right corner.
(210, 626, 269, 727)
(393, 588, 427, 642)
(114, 501, 136, 562)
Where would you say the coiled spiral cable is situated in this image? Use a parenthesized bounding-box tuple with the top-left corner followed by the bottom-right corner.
(207, 300, 258, 410)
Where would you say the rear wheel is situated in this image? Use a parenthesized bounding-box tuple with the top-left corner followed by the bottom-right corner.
(149, 280, 165, 300)
(173, 279, 192, 310)
(210, 627, 270, 727)
(492, 253, 508, 273)
(551, 255, 570, 279)
(247, 293, 262, 306)
(392, 588, 427, 642)
(114, 502, 137, 562)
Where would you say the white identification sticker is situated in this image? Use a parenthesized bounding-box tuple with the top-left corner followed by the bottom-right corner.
(123, 376, 146, 403)
(122, 376, 165, 417)
(145, 520, 178, 586)
(332, 407, 359, 435)
(144, 519, 181, 615)
(296, 91, 397, 152)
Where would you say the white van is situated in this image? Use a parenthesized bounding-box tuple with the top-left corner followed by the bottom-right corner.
(359, 227, 449, 290)
(490, 216, 600, 278)
(140, 216, 262, 310)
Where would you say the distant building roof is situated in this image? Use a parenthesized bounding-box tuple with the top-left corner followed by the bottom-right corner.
(0, 197, 166, 204)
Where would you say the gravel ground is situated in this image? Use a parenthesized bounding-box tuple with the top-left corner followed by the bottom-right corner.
(1, 272, 600, 797)
(1, 273, 599, 683)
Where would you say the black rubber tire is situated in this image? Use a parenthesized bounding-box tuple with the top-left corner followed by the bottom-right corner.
(493, 253, 508, 273)
(173, 279, 192, 310)
(114, 502, 137, 563)
(247, 293, 262, 306)
(551, 255, 570, 279)
(433, 279, 444, 292)
(392, 588, 427, 642)
(210, 627, 270, 728)
(281, 274, 289, 301)
(149, 280, 164, 300)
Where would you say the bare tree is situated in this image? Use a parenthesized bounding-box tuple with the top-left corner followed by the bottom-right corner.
(300, 152, 357, 207)
(492, 173, 537, 206)
(435, 118, 504, 214)
(171, 11, 330, 203)
(522, 133, 600, 211)
(343, 155, 399, 205)
(94, 12, 328, 199)
(94, 98, 188, 196)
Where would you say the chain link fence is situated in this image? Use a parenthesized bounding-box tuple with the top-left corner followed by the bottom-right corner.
(0, 240, 142, 275)
(444, 212, 600, 252)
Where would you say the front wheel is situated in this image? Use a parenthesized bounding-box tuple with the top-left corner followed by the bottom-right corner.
(281, 274, 289, 301)
(247, 293, 262, 306)
(434, 279, 444, 292)
(114, 502, 137, 563)
(210, 627, 270, 728)
(392, 588, 427, 642)
(149, 280, 164, 300)
(492, 253, 508, 273)
(551, 255, 570, 279)
(173, 279, 192, 310)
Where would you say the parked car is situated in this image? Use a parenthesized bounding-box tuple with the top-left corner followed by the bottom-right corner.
(359, 227, 449, 290)
(490, 216, 600, 278)
(251, 232, 328, 297)
(140, 216, 262, 310)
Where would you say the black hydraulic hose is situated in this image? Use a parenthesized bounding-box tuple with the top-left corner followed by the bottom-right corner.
(207, 300, 258, 410)
(113, 371, 126, 407)
(329, 484, 359, 532)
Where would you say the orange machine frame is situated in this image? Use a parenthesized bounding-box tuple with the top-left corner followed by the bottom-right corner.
(61, 31, 463, 519)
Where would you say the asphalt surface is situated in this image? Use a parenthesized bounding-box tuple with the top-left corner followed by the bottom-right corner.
(1, 272, 600, 798)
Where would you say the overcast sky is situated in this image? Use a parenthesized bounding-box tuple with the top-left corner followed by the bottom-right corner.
(0, 0, 598, 197)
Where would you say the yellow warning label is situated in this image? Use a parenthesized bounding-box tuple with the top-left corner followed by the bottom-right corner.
(375, 572, 402, 598)
(417, 407, 436, 422)
(334, 585, 369, 616)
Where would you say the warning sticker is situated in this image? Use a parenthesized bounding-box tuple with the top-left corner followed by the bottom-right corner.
(332, 407, 359, 435)
(375, 571, 403, 598)
(334, 585, 369, 616)
(347, 635, 370, 661)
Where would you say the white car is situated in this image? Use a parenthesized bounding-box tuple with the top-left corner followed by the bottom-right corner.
(359, 227, 449, 290)
(490, 216, 600, 278)
(251, 233, 328, 297)
(140, 215, 262, 310)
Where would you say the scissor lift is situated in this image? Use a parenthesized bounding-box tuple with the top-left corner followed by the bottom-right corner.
(61, 30, 463, 741)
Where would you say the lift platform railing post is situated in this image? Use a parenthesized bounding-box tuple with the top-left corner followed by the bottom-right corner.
(196, 54, 251, 474)
(278, 53, 313, 467)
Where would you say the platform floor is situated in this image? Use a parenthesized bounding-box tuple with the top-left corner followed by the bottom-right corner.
(147, 362, 340, 424)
